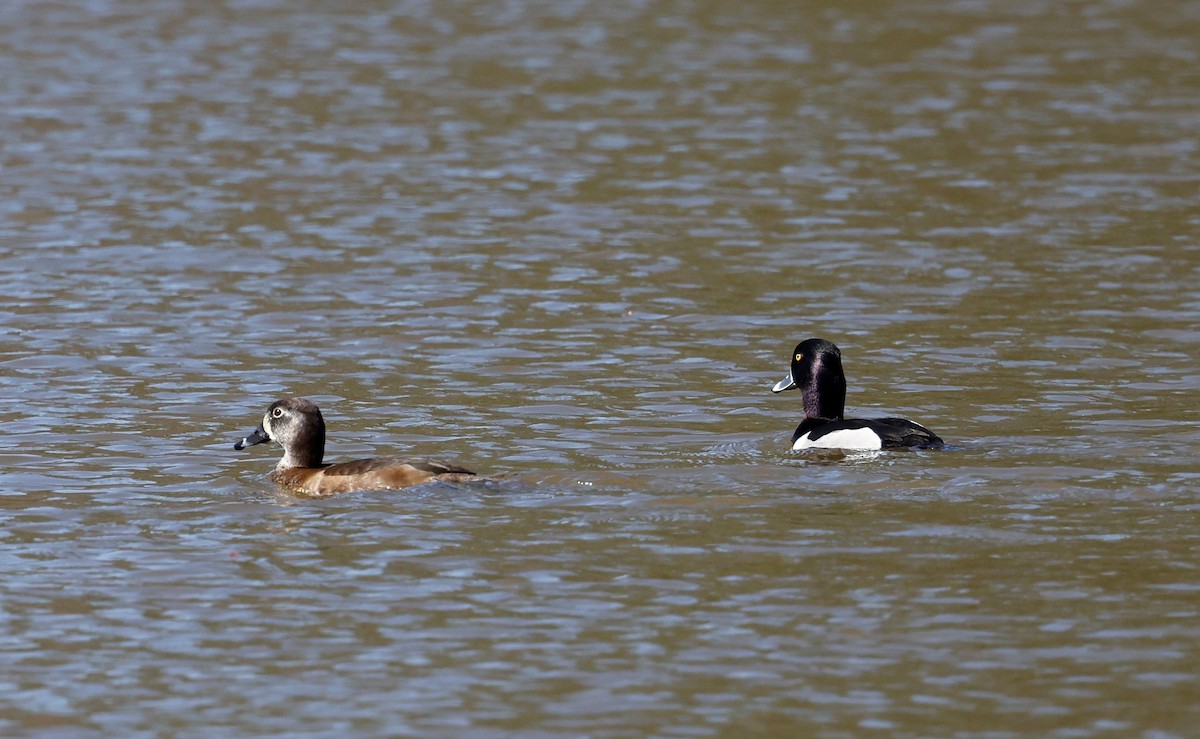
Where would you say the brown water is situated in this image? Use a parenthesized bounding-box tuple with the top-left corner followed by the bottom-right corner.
(2, 0, 1199, 735)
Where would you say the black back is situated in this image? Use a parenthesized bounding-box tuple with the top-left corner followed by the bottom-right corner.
(796, 417, 944, 450)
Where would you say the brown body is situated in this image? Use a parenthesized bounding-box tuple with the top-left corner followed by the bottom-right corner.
(234, 398, 476, 497)
(269, 457, 476, 496)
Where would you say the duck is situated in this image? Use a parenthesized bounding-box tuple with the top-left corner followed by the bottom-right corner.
(771, 338, 944, 451)
(233, 397, 476, 495)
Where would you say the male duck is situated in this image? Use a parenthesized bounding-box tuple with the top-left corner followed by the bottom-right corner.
(772, 338, 944, 451)
(233, 397, 476, 495)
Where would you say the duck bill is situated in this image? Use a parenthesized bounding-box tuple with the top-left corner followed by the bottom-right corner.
(771, 373, 797, 393)
(233, 425, 270, 451)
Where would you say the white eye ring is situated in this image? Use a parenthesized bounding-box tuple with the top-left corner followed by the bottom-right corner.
(272, 407, 284, 418)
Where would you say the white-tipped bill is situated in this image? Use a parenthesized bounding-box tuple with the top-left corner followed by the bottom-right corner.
(772, 374, 797, 393)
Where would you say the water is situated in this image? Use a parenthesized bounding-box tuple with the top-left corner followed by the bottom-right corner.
(2, 0, 1199, 735)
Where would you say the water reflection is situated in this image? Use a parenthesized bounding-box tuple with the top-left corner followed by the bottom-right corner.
(2, 0, 1199, 735)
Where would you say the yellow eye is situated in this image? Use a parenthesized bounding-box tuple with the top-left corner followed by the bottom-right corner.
(795, 353, 803, 362)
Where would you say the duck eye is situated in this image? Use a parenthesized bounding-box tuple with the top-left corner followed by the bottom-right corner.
(272, 407, 284, 418)
(795, 353, 803, 362)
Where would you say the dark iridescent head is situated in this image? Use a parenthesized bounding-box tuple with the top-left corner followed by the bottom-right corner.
(771, 338, 847, 421)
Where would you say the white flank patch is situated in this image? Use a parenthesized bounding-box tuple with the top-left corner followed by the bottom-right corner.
(793, 427, 882, 451)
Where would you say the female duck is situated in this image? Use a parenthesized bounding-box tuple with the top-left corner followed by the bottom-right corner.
(233, 397, 476, 496)
(771, 338, 944, 451)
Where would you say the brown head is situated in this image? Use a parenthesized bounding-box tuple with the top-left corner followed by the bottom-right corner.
(233, 397, 327, 470)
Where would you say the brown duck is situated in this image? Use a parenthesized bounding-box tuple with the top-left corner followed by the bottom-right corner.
(233, 397, 476, 496)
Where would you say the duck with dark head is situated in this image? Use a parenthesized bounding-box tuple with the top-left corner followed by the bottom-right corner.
(772, 338, 944, 451)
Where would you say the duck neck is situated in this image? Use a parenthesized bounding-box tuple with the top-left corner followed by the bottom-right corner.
(277, 426, 325, 470)
(802, 357, 846, 421)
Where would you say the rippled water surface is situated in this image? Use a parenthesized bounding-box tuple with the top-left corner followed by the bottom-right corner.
(3, 0, 1199, 735)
